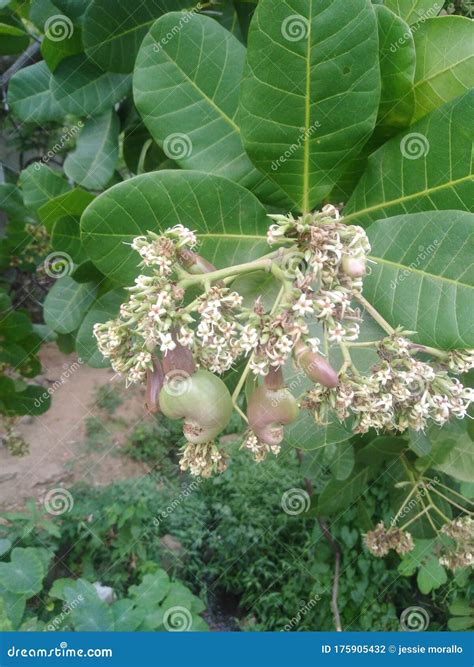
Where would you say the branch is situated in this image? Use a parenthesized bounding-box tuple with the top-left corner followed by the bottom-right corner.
(1, 41, 41, 91)
(317, 517, 343, 632)
(296, 449, 343, 632)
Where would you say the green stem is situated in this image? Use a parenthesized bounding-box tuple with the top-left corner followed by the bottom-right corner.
(422, 477, 474, 507)
(429, 486, 473, 515)
(356, 294, 394, 335)
(400, 505, 432, 531)
(391, 482, 421, 526)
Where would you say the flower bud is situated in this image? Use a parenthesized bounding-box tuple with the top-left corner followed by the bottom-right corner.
(247, 383, 299, 447)
(342, 254, 366, 278)
(159, 369, 233, 444)
(294, 342, 339, 388)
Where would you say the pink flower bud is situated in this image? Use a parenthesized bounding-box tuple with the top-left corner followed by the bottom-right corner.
(342, 254, 366, 278)
(294, 342, 339, 388)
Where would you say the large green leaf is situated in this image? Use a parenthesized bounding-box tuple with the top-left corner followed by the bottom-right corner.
(19, 164, 70, 212)
(81, 170, 269, 285)
(38, 188, 95, 231)
(240, 0, 381, 212)
(0, 548, 44, 596)
(133, 12, 287, 207)
(284, 410, 352, 452)
(51, 215, 87, 263)
(41, 29, 83, 72)
(0, 9, 29, 55)
(51, 54, 131, 117)
(76, 289, 126, 367)
(64, 111, 119, 190)
(43, 277, 97, 334)
(412, 17, 474, 122)
(366, 210, 474, 348)
(8, 62, 64, 123)
(83, 0, 190, 73)
(344, 91, 474, 226)
(317, 469, 369, 516)
(51, 0, 91, 21)
(384, 0, 440, 25)
(374, 5, 415, 136)
(63, 580, 114, 631)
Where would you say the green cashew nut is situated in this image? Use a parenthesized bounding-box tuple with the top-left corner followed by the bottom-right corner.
(159, 369, 233, 444)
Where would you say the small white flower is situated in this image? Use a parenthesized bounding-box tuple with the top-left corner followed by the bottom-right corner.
(159, 333, 176, 354)
(292, 294, 314, 317)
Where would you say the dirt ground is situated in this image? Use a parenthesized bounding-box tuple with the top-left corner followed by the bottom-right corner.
(0, 344, 151, 510)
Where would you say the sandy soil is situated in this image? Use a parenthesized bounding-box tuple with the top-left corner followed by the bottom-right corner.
(0, 344, 151, 510)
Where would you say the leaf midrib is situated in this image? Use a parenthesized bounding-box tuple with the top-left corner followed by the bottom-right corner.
(345, 173, 473, 221)
(369, 254, 473, 290)
(138, 30, 240, 134)
(302, 2, 313, 214)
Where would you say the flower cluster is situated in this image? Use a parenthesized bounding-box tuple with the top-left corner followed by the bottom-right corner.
(179, 440, 228, 478)
(244, 430, 282, 463)
(93, 226, 197, 385)
(364, 522, 415, 557)
(302, 332, 474, 434)
(194, 287, 243, 373)
(267, 205, 370, 347)
(439, 516, 474, 570)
